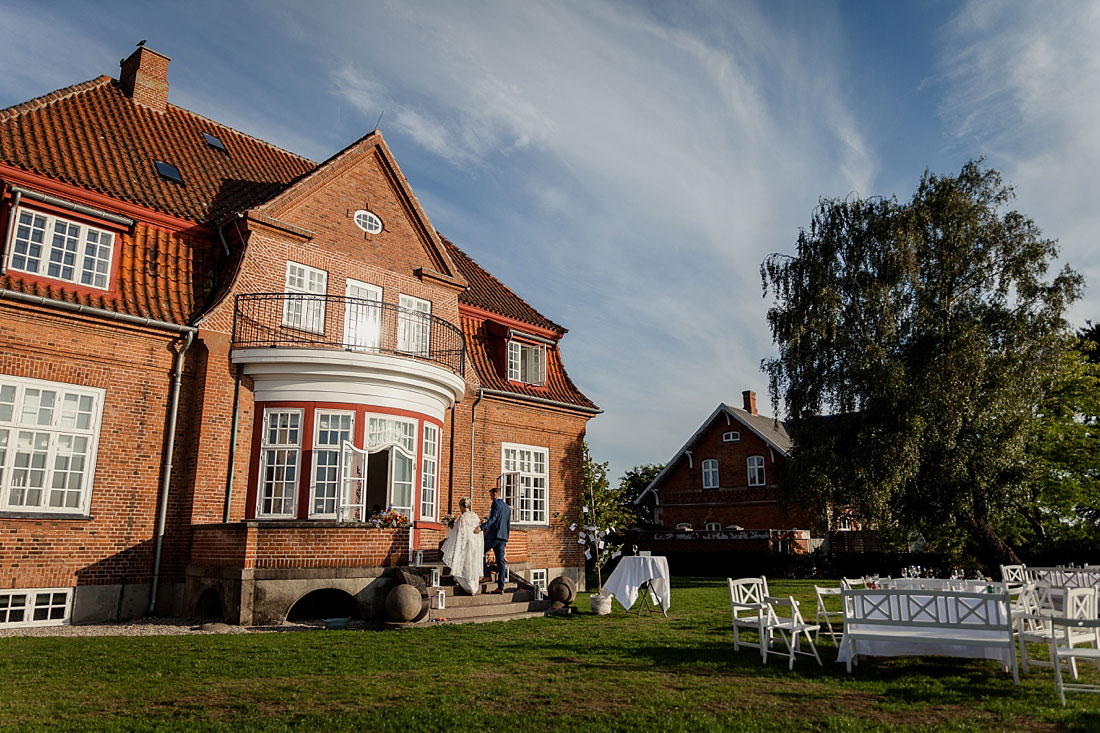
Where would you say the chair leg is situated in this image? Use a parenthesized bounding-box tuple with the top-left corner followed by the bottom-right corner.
(804, 629, 823, 667)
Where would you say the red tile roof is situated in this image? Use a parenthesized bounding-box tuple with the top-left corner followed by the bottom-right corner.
(461, 317, 598, 411)
(0, 76, 315, 224)
(441, 235, 564, 333)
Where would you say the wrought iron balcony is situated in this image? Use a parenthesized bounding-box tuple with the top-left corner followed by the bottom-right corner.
(232, 293, 465, 378)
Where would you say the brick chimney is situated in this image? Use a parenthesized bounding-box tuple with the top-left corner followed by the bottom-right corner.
(742, 390, 757, 416)
(119, 45, 170, 112)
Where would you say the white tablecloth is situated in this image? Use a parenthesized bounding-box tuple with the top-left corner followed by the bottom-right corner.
(887, 578, 991, 592)
(603, 556, 671, 612)
(836, 592, 1013, 666)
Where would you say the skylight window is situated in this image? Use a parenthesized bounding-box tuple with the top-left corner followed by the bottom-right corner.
(201, 132, 227, 152)
(154, 160, 183, 184)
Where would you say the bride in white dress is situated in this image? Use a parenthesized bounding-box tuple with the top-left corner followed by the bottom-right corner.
(441, 499, 484, 595)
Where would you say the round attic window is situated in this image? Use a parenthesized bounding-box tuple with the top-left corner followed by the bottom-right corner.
(354, 210, 383, 234)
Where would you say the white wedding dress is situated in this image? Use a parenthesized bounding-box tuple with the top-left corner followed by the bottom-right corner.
(441, 510, 484, 595)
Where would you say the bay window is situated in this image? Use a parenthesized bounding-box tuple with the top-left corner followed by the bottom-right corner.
(311, 411, 353, 517)
(259, 409, 302, 517)
(420, 423, 438, 521)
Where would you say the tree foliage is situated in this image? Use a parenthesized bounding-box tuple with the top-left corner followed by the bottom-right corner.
(575, 442, 634, 590)
(761, 161, 1083, 567)
(618, 463, 664, 527)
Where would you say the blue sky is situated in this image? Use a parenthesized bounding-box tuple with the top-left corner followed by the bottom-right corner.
(2, 0, 1097, 481)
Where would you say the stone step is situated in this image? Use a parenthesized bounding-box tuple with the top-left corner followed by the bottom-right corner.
(431, 586, 530, 607)
(428, 610, 548, 626)
(428, 598, 550, 621)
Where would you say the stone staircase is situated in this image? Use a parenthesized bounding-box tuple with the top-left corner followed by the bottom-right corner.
(416, 563, 551, 624)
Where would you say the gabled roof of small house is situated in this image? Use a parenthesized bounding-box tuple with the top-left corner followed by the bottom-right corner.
(637, 403, 791, 503)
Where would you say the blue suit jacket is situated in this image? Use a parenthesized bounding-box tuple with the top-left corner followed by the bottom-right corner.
(481, 498, 511, 545)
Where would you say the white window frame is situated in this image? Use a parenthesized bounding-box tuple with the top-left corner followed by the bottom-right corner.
(7, 207, 116, 290)
(747, 455, 766, 487)
(701, 458, 719, 489)
(501, 443, 549, 525)
(366, 414, 418, 516)
(353, 209, 383, 234)
(397, 294, 431, 357)
(705, 522, 721, 531)
(722, 431, 740, 442)
(310, 410, 354, 518)
(507, 340, 546, 385)
(258, 408, 303, 518)
(282, 261, 328, 334)
(420, 422, 439, 521)
(0, 587, 72, 627)
(0, 375, 104, 515)
(530, 569, 548, 591)
(343, 279, 382, 351)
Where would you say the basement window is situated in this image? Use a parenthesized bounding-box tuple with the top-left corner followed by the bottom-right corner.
(154, 160, 183, 184)
(0, 588, 72, 627)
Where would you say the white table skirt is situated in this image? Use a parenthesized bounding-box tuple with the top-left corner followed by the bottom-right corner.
(603, 556, 671, 611)
(836, 593, 1013, 666)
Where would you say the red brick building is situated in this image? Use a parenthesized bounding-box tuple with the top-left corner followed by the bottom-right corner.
(0, 47, 597, 626)
(639, 391, 815, 548)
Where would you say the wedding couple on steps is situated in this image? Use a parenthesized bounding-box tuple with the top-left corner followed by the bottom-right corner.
(440, 487, 511, 595)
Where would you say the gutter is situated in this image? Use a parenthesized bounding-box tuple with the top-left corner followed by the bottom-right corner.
(7, 184, 134, 228)
(479, 388, 602, 415)
(0, 289, 196, 616)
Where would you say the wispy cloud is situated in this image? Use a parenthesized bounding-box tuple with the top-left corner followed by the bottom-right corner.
(935, 0, 1100, 325)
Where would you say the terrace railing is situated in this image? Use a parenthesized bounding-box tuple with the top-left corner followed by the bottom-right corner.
(232, 293, 465, 378)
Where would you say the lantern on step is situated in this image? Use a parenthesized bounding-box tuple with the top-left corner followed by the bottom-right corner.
(413, 550, 424, 566)
(430, 567, 441, 587)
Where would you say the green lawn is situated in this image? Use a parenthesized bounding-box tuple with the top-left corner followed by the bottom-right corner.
(1, 578, 1098, 731)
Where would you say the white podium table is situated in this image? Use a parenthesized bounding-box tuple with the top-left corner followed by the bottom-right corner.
(603, 556, 671, 615)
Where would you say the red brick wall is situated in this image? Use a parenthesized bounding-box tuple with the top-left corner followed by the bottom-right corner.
(190, 523, 409, 569)
(0, 301, 191, 588)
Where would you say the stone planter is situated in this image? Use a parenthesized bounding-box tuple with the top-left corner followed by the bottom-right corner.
(590, 591, 612, 616)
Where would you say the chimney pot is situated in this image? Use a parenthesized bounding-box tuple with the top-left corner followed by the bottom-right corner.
(119, 46, 170, 112)
(742, 390, 757, 416)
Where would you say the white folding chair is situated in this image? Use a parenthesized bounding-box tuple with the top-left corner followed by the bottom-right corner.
(762, 594, 823, 669)
(813, 584, 843, 643)
(1050, 589, 1100, 705)
(1001, 564, 1027, 588)
(841, 577, 866, 590)
(727, 577, 769, 660)
(1020, 586, 1096, 674)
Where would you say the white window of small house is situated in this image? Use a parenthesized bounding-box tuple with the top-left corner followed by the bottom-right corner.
(507, 341, 546, 385)
(747, 455, 766, 487)
(8, 208, 115, 290)
(259, 409, 302, 517)
(283, 262, 327, 334)
(311, 410, 353, 518)
(722, 431, 740, 442)
(701, 459, 719, 489)
(397, 294, 431, 357)
(0, 587, 72, 628)
(0, 375, 104, 516)
(531, 569, 548, 591)
(420, 423, 439, 521)
(502, 443, 548, 524)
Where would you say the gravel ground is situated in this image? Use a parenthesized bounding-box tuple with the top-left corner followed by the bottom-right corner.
(0, 618, 367, 638)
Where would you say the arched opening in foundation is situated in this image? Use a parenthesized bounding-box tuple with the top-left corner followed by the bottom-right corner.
(286, 588, 362, 623)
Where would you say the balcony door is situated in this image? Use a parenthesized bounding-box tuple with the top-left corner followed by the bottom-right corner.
(344, 279, 382, 351)
(397, 294, 431, 357)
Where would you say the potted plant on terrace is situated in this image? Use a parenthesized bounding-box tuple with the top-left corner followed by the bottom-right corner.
(574, 442, 633, 615)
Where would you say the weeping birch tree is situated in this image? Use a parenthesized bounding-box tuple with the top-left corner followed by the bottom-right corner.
(760, 161, 1083, 566)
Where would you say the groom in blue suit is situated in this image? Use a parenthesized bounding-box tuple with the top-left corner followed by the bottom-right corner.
(474, 486, 511, 594)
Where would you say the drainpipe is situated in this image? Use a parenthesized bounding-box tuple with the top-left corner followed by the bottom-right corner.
(1, 188, 22, 275)
(148, 328, 196, 614)
(222, 369, 242, 523)
(469, 388, 483, 505)
(0, 289, 196, 615)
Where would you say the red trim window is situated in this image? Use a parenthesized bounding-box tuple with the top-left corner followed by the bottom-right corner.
(7, 207, 116, 290)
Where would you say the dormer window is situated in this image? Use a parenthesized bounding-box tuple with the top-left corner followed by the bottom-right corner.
(507, 340, 545, 385)
(8, 208, 115, 290)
